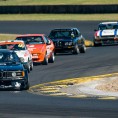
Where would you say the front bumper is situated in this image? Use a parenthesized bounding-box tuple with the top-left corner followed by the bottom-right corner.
(0, 77, 27, 89)
(55, 45, 75, 52)
(94, 38, 118, 45)
(32, 53, 44, 62)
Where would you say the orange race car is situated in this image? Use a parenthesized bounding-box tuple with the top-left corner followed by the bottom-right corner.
(15, 34, 55, 65)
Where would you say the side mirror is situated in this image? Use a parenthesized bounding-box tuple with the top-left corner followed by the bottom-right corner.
(47, 40, 51, 45)
(20, 57, 24, 63)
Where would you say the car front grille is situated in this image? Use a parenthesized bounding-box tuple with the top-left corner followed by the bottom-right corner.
(54, 41, 65, 47)
(0, 72, 6, 78)
(0, 71, 23, 79)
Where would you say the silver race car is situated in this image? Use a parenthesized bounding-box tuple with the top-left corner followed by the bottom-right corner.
(94, 22, 118, 46)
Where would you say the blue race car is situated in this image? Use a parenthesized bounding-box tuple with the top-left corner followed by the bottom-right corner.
(48, 28, 86, 54)
(0, 49, 29, 90)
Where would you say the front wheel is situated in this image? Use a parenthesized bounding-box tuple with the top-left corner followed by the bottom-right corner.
(79, 44, 86, 53)
(24, 63, 30, 73)
(23, 82, 30, 90)
(20, 81, 29, 90)
(30, 61, 33, 71)
(49, 52, 55, 63)
(94, 41, 101, 47)
(73, 44, 79, 55)
(42, 54, 48, 65)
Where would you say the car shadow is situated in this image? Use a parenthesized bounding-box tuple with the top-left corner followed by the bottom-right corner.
(55, 52, 75, 56)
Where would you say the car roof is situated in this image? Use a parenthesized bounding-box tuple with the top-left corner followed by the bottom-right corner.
(16, 34, 45, 38)
(99, 22, 118, 25)
(51, 28, 78, 31)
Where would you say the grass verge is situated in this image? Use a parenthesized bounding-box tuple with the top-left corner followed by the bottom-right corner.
(0, 34, 16, 40)
(0, 14, 117, 21)
(0, 0, 118, 5)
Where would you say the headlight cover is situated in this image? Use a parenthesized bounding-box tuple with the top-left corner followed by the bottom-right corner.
(12, 72, 16, 77)
(95, 36, 100, 40)
(11, 71, 25, 77)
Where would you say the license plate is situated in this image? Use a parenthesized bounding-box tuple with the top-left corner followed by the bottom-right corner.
(32, 55, 38, 58)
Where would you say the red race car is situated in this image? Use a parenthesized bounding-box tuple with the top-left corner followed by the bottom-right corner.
(15, 34, 55, 65)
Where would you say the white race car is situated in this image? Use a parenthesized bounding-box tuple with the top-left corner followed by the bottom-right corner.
(94, 22, 118, 46)
(0, 40, 33, 72)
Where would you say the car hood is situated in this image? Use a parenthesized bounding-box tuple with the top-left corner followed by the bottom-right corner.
(96, 29, 118, 37)
(26, 44, 46, 53)
(15, 50, 26, 57)
(0, 63, 23, 71)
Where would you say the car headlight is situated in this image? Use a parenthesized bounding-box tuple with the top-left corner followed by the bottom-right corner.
(12, 72, 16, 77)
(11, 71, 25, 77)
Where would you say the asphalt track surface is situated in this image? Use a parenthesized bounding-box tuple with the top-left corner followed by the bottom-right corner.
(0, 21, 118, 118)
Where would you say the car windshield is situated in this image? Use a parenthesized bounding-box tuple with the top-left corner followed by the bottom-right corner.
(16, 36, 44, 44)
(0, 44, 26, 50)
(49, 30, 73, 39)
(0, 52, 18, 63)
(98, 24, 118, 30)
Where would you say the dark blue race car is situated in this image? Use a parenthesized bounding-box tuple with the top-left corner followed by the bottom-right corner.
(48, 28, 86, 54)
(0, 49, 29, 90)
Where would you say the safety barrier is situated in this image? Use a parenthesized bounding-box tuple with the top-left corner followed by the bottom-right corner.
(0, 4, 118, 14)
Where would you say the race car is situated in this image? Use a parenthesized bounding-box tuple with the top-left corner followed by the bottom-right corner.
(15, 34, 55, 65)
(94, 22, 118, 46)
(48, 28, 86, 54)
(0, 49, 29, 90)
(0, 40, 33, 73)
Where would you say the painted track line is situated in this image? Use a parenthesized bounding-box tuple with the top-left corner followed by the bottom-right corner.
(29, 73, 118, 100)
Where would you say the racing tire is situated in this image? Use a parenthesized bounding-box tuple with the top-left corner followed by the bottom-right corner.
(25, 63, 30, 73)
(42, 54, 48, 65)
(73, 44, 79, 55)
(54, 51, 57, 55)
(23, 82, 30, 90)
(20, 81, 29, 91)
(94, 42, 101, 47)
(49, 52, 55, 63)
(94, 42, 98, 47)
(79, 45, 86, 53)
(30, 62, 33, 71)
